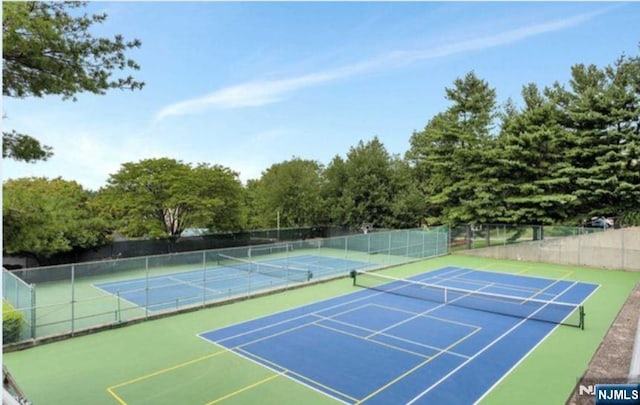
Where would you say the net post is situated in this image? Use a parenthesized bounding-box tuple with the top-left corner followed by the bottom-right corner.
(350, 270, 357, 286)
(580, 305, 585, 330)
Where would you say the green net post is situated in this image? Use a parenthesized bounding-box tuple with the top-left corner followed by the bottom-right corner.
(350, 270, 357, 286)
(580, 306, 585, 330)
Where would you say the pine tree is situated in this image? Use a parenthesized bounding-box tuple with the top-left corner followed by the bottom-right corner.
(408, 72, 500, 224)
(497, 84, 576, 224)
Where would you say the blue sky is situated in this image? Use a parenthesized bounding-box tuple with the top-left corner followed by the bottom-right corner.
(3, 2, 639, 191)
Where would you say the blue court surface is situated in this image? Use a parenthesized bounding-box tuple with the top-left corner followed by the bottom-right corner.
(199, 267, 598, 404)
(94, 255, 371, 311)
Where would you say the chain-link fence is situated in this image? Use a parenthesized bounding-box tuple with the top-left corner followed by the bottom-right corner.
(457, 225, 639, 271)
(2, 269, 35, 341)
(448, 224, 606, 251)
(27, 227, 343, 267)
(3, 227, 448, 344)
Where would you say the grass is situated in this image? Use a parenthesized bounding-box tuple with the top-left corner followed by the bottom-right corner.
(3, 254, 639, 405)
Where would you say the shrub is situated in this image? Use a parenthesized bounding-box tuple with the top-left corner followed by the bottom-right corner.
(2, 300, 25, 343)
(619, 210, 640, 227)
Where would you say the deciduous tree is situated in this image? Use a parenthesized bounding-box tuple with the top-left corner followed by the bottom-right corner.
(95, 158, 245, 238)
(2, 1, 143, 161)
(248, 158, 325, 228)
(3, 177, 108, 257)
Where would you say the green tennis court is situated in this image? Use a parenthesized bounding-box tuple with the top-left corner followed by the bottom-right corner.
(4, 255, 640, 404)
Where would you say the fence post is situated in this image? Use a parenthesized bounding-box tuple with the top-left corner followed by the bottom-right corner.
(621, 228, 626, 270)
(30, 284, 36, 339)
(116, 291, 122, 323)
(15, 279, 19, 313)
(485, 224, 491, 247)
(71, 264, 75, 335)
(577, 232, 582, 266)
(145, 257, 149, 319)
(406, 231, 410, 257)
(503, 224, 507, 246)
(202, 251, 207, 306)
(344, 236, 348, 258)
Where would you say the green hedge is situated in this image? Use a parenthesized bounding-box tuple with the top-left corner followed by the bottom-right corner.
(2, 300, 25, 344)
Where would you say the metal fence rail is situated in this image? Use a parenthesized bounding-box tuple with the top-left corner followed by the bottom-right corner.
(3, 228, 449, 344)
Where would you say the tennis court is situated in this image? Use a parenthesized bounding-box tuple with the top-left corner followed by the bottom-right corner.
(6, 255, 639, 405)
(199, 266, 598, 404)
(94, 255, 372, 312)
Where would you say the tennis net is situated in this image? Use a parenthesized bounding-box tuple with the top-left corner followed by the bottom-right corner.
(351, 271, 585, 329)
(218, 254, 312, 283)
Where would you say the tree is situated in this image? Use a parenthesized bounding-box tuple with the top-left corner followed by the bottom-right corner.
(497, 85, 577, 224)
(323, 137, 418, 228)
(3, 177, 108, 258)
(248, 158, 325, 228)
(408, 72, 500, 225)
(191, 163, 247, 231)
(2, 1, 144, 161)
(95, 158, 245, 238)
(562, 56, 640, 221)
(389, 158, 426, 228)
(2, 130, 53, 162)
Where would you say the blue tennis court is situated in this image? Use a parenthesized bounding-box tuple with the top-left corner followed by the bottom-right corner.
(94, 255, 372, 312)
(199, 267, 598, 404)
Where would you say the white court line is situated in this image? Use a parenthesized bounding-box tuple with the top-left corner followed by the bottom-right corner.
(313, 321, 433, 360)
(473, 283, 601, 405)
(205, 266, 470, 344)
(365, 279, 494, 340)
(167, 276, 221, 295)
(370, 303, 480, 330)
(311, 310, 472, 360)
(405, 280, 585, 404)
(430, 273, 551, 295)
(234, 347, 356, 404)
(195, 266, 485, 404)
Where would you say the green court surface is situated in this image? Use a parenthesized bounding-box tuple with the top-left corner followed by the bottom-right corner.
(4, 254, 639, 405)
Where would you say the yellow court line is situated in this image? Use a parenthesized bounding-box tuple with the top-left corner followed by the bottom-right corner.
(355, 325, 482, 404)
(106, 350, 229, 404)
(515, 262, 573, 277)
(236, 347, 359, 403)
(204, 373, 281, 405)
(517, 266, 574, 280)
(314, 322, 431, 360)
(106, 387, 128, 405)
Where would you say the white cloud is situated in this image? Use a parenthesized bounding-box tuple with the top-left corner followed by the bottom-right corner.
(154, 8, 605, 121)
(154, 71, 340, 121)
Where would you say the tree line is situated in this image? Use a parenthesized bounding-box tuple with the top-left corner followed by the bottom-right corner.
(2, 3, 639, 259)
(5, 47, 639, 258)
